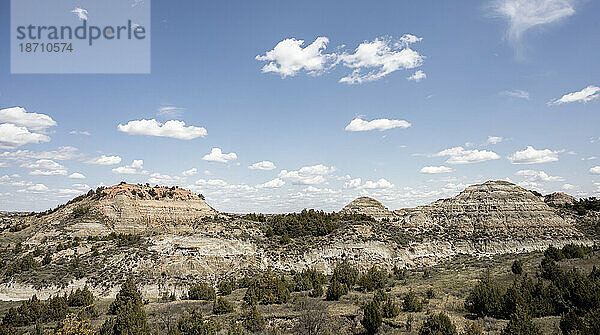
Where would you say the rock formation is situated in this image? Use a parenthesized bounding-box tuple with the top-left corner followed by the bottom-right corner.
(544, 192, 577, 207)
(340, 196, 396, 221)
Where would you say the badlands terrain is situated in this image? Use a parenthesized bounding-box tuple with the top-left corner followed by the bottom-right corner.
(0, 180, 598, 334)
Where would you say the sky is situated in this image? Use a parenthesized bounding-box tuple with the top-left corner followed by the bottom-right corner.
(0, 0, 599, 213)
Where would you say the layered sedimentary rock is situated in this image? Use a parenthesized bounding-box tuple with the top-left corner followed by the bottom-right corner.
(340, 197, 396, 221)
(94, 184, 217, 232)
(396, 180, 581, 244)
(544, 192, 577, 207)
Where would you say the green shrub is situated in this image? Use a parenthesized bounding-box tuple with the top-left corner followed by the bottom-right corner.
(325, 278, 348, 301)
(361, 300, 382, 335)
(101, 279, 150, 335)
(213, 297, 234, 315)
(332, 260, 358, 289)
(402, 290, 424, 312)
(512, 259, 523, 275)
(464, 270, 503, 317)
(218, 279, 235, 296)
(501, 307, 541, 335)
(462, 322, 483, 335)
(358, 266, 388, 292)
(242, 306, 265, 332)
(309, 283, 323, 298)
(374, 289, 400, 319)
(173, 309, 219, 335)
(419, 312, 457, 335)
(188, 281, 216, 301)
(392, 265, 407, 280)
(67, 286, 94, 307)
(243, 272, 290, 305)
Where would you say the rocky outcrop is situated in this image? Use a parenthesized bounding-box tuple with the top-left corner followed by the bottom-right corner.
(544, 192, 577, 207)
(397, 181, 581, 242)
(340, 197, 396, 221)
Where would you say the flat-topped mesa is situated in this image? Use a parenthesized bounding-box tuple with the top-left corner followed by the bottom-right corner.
(94, 184, 218, 230)
(398, 180, 580, 240)
(340, 196, 396, 221)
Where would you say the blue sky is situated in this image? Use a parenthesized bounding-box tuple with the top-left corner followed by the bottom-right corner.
(0, 0, 599, 212)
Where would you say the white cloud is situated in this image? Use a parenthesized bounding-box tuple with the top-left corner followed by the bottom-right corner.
(487, 136, 503, 144)
(338, 37, 424, 84)
(420, 166, 455, 174)
(117, 119, 207, 140)
(359, 178, 394, 190)
(21, 159, 67, 176)
(399, 34, 422, 45)
(248, 161, 276, 171)
(112, 160, 146, 175)
(562, 183, 576, 190)
(23, 184, 49, 192)
(435, 146, 500, 164)
(0, 146, 79, 161)
(182, 168, 198, 176)
(68, 172, 86, 179)
(0, 107, 57, 131)
(147, 172, 183, 185)
(501, 90, 530, 99)
(590, 166, 600, 175)
(549, 85, 600, 105)
(508, 146, 559, 164)
(278, 164, 335, 185)
(71, 7, 88, 20)
(202, 148, 237, 163)
(69, 130, 91, 136)
(256, 37, 334, 77)
(345, 117, 411, 132)
(407, 70, 426, 82)
(86, 155, 122, 166)
(343, 178, 362, 189)
(0, 124, 51, 149)
(492, 0, 575, 43)
(515, 169, 564, 181)
(157, 106, 185, 118)
(256, 178, 285, 189)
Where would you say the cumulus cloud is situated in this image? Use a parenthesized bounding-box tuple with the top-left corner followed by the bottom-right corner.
(256, 37, 335, 77)
(338, 36, 425, 84)
(549, 85, 600, 105)
(501, 90, 530, 99)
(0, 107, 57, 131)
(590, 166, 600, 175)
(508, 146, 559, 164)
(147, 172, 184, 185)
(248, 161, 276, 170)
(359, 178, 394, 190)
(256, 178, 285, 189)
(487, 136, 503, 145)
(492, 0, 575, 43)
(345, 117, 411, 132)
(86, 155, 122, 165)
(0, 124, 51, 149)
(117, 119, 207, 140)
(278, 164, 335, 185)
(68, 172, 86, 179)
(112, 160, 146, 175)
(515, 169, 564, 181)
(182, 168, 198, 176)
(21, 159, 67, 176)
(343, 178, 362, 189)
(435, 146, 500, 164)
(407, 70, 427, 82)
(202, 148, 237, 163)
(562, 183, 576, 190)
(420, 166, 455, 174)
